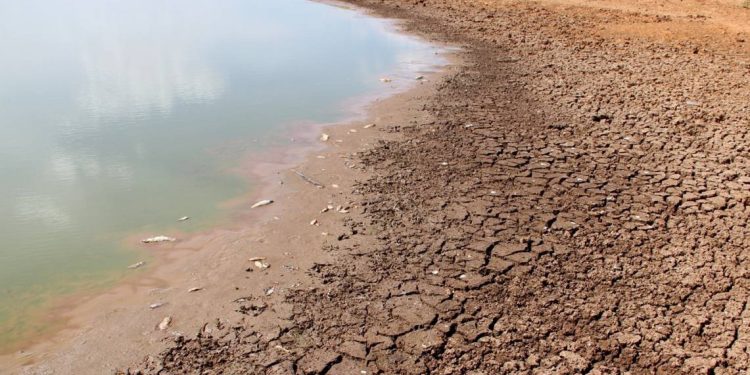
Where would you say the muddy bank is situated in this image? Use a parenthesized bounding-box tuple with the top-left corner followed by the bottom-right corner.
(123, 0, 750, 374)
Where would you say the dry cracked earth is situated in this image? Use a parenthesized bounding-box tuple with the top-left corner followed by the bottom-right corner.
(124, 0, 750, 374)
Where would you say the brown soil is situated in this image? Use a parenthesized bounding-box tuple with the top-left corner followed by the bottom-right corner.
(123, 0, 750, 374)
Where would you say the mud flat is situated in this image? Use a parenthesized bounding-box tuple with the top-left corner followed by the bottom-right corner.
(28, 0, 750, 373)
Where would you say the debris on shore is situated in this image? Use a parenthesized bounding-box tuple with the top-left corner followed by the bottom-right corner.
(141, 236, 176, 244)
(157, 317, 171, 331)
(250, 199, 273, 208)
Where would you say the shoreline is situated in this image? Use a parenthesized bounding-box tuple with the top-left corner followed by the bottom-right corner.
(128, 0, 750, 373)
(0, 2, 458, 372)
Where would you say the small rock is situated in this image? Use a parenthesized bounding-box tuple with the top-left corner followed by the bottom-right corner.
(310, 219, 318, 225)
(559, 351, 589, 371)
(379, 77, 392, 83)
(320, 133, 330, 142)
(254, 260, 270, 270)
(615, 332, 642, 345)
(264, 287, 275, 296)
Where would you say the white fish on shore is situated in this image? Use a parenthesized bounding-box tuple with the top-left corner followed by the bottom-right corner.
(251, 199, 273, 208)
(142, 236, 176, 244)
(320, 133, 330, 142)
(158, 316, 172, 330)
(128, 261, 145, 269)
(254, 260, 270, 270)
(177, 216, 190, 222)
(379, 77, 392, 83)
(363, 123, 376, 129)
(188, 287, 203, 293)
(149, 302, 165, 309)
(248, 256, 266, 262)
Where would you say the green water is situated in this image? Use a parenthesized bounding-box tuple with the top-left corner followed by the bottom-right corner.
(0, 0, 438, 349)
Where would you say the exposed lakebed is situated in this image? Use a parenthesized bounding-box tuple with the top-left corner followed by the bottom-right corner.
(0, 0, 438, 351)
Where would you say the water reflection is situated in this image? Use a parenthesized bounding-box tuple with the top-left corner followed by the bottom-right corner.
(0, 0, 439, 349)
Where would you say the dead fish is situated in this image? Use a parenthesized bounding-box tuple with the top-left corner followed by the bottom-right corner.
(188, 287, 203, 293)
(320, 133, 330, 142)
(363, 123, 376, 129)
(349, 129, 357, 133)
(128, 261, 145, 269)
(254, 260, 270, 270)
(264, 287, 275, 296)
(177, 216, 190, 222)
(158, 316, 172, 331)
(142, 236, 176, 244)
(251, 199, 273, 208)
(415, 75, 424, 80)
(310, 219, 318, 226)
(248, 256, 266, 262)
(149, 302, 165, 310)
(331, 184, 339, 189)
(379, 77, 392, 83)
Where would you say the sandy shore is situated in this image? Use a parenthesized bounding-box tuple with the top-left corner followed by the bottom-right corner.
(0, 2, 453, 373)
(8, 0, 750, 373)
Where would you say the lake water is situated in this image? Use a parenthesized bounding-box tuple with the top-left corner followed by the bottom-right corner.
(0, 0, 437, 350)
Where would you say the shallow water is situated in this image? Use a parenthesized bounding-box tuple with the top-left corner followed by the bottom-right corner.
(0, 0, 437, 349)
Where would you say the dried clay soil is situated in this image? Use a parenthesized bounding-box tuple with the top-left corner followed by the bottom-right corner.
(126, 0, 750, 374)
